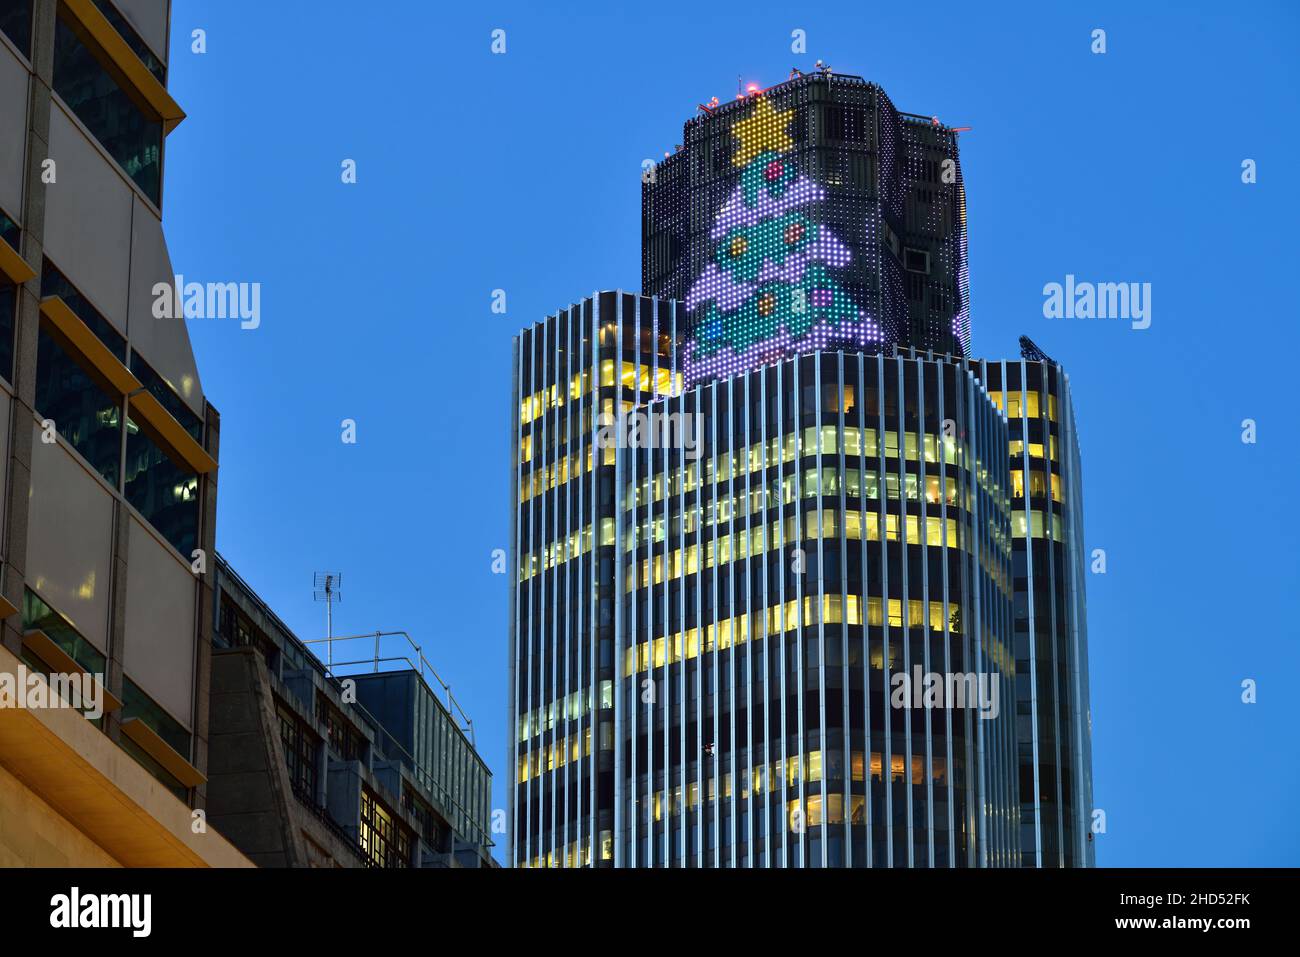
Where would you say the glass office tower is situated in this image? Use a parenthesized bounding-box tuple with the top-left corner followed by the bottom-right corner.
(975, 357, 1094, 869)
(511, 71, 1094, 870)
(509, 292, 1020, 867)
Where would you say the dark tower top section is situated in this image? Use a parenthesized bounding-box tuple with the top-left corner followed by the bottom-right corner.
(642, 71, 969, 385)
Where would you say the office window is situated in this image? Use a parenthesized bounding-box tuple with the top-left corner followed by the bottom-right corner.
(0, 208, 17, 248)
(277, 702, 319, 799)
(119, 676, 191, 800)
(359, 786, 411, 868)
(130, 351, 203, 441)
(91, 0, 165, 82)
(23, 588, 106, 676)
(0, 0, 31, 58)
(317, 690, 364, 761)
(41, 259, 127, 361)
(402, 785, 440, 848)
(123, 416, 199, 556)
(122, 676, 190, 757)
(52, 13, 163, 204)
(34, 327, 122, 487)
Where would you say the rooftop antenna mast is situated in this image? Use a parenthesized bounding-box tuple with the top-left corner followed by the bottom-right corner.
(1018, 335, 1056, 364)
(313, 572, 342, 668)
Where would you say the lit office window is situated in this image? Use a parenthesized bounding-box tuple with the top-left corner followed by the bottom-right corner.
(359, 787, 411, 868)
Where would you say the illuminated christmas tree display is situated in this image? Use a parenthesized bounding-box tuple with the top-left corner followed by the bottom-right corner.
(684, 96, 881, 383)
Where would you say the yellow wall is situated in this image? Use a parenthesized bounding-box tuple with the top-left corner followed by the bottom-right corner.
(0, 764, 119, 867)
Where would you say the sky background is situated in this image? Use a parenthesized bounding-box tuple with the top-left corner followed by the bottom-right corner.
(164, 0, 1299, 867)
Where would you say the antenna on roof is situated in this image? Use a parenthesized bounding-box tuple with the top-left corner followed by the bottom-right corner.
(313, 572, 342, 666)
(1019, 335, 1055, 364)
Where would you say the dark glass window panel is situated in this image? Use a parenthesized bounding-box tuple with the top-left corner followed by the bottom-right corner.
(41, 259, 127, 362)
(0, 209, 18, 249)
(52, 15, 162, 205)
(22, 588, 107, 675)
(123, 415, 199, 557)
(91, 0, 165, 83)
(130, 351, 203, 441)
(119, 734, 187, 800)
(122, 675, 191, 757)
(317, 690, 365, 761)
(0, 280, 14, 384)
(34, 327, 122, 487)
(0, 0, 32, 58)
(278, 703, 319, 798)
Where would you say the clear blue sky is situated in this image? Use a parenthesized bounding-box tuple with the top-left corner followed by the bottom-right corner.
(165, 0, 1299, 866)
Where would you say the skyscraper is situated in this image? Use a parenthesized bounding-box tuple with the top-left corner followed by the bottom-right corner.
(642, 69, 970, 383)
(973, 350, 1094, 869)
(510, 74, 1093, 869)
(509, 293, 1022, 867)
(0, 0, 245, 865)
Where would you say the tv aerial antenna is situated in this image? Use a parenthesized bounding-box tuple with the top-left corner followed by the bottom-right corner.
(313, 572, 342, 667)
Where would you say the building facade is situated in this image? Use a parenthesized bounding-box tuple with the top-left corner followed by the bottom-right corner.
(642, 71, 970, 385)
(0, 0, 245, 866)
(509, 292, 1025, 867)
(971, 355, 1094, 868)
(209, 555, 495, 868)
(511, 70, 1095, 868)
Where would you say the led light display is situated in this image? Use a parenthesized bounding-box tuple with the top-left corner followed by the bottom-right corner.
(644, 74, 970, 385)
(682, 98, 881, 385)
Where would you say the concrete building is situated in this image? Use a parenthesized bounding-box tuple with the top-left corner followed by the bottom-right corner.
(208, 555, 495, 868)
(0, 0, 246, 866)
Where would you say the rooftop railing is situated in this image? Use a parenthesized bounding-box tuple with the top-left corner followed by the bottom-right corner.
(303, 630, 477, 750)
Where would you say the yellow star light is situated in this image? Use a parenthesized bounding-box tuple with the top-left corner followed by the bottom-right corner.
(731, 97, 794, 167)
